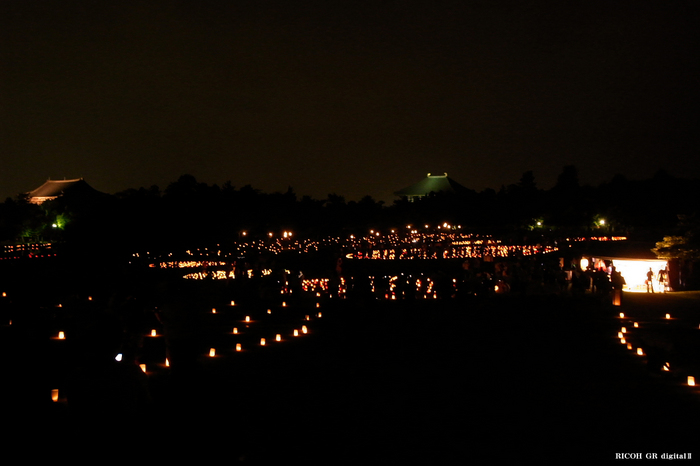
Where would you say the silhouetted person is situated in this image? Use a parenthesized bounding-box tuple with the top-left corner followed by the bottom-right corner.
(66, 312, 151, 432)
(646, 268, 654, 293)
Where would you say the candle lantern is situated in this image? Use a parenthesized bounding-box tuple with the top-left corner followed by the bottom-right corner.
(618, 332, 624, 339)
(212, 308, 217, 314)
(282, 302, 287, 307)
(276, 334, 281, 342)
(302, 325, 308, 334)
(245, 316, 250, 322)
(666, 314, 671, 319)
(621, 327, 627, 333)
(293, 329, 299, 337)
(140, 364, 147, 373)
(236, 343, 242, 352)
(260, 338, 266, 346)
(634, 322, 639, 328)
(51, 389, 59, 402)
(688, 376, 696, 386)
(165, 358, 170, 367)
(233, 327, 238, 334)
(637, 348, 644, 356)
(58, 331, 65, 340)
(627, 343, 633, 350)
(151, 329, 157, 337)
(619, 313, 625, 318)
(267, 309, 272, 314)
(231, 301, 235, 306)
(209, 348, 216, 357)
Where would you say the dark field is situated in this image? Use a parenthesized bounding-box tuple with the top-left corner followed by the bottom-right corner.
(3, 277, 700, 463)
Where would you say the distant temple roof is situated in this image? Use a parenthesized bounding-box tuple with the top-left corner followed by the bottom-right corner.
(28, 178, 103, 204)
(394, 173, 467, 201)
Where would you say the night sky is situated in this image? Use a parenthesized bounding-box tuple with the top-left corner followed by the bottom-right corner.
(2, 1, 699, 203)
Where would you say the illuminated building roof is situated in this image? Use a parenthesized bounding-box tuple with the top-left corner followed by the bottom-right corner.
(28, 178, 103, 204)
(394, 173, 467, 201)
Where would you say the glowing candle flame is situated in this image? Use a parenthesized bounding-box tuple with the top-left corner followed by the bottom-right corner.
(151, 329, 157, 337)
(233, 327, 238, 334)
(317, 312, 322, 318)
(634, 322, 639, 328)
(165, 358, 170, 367)
(621, 327, 627, 333)
(260, 338, 266, 346)
(140, 364, 147, 373)
(618, 332, 624, 339)
(294, 329, 299, 337)
(666, 314, 671, 319)
(267, 309, 272, 314)
(245, 316, 250, 322)
(627, 343, 633, 350)
(282, 302, 287, 307)
(619, 313, 624, 318)
(230, 301, 235, 306)
(58, 331, 65, 340)
(209, 348, 216, 357)
(212, 308, 217, 314)
(236, 343, 242, 352)
(688, 376, 696, 386)
(637, 348, 644, 356)
(302, 325, 308, 334)
(51, 389, 59, 402)
(276, 334, 281, 342)
(663, 363, 670, 372)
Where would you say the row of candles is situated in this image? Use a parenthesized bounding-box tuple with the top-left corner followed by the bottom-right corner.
(616, 311, 698, 388)
(49, 299, 323, 402)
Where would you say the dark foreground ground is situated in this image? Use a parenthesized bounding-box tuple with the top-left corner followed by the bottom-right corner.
(13, 292, 700, 463)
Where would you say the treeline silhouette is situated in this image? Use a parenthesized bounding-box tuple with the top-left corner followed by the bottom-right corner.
(1, 167, 698, 257)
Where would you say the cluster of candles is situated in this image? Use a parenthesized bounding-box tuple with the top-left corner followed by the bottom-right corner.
(616, 312, 698, 388)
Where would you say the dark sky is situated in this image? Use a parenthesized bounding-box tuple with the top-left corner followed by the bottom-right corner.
(2, 1, 699, 203)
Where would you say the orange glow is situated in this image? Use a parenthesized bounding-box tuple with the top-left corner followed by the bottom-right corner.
(140, 364, 147, 373)
(293, 329, 299, 337)
(637, 348, 644, 356)
(276, 334, 281, 342)
(688, 376, 696, 386)
(233, 327, 238, 334)
(165, 358, 170, 367)
(245, 316, 250, 322)
(663, 363, 670, 372)
(634, 322, 639, 328)
(51, 389, 59, 402)
(627, 343, 633, 350)
(212, 308, 217, 314)
(666, 314, 671, 319)
(209, 348, 216, 357)
(282, 302, 287, 307)
(151, 329, 157, 337)
(620, 338, 626, 344)
(236, 343, 242, 352)
(230, 300, 235, 306)
(58, 331, 65, 340)
(621, 327, 627, 333)
(260, 338, 266, 346)
(302, 325, 308, 334)
(619, 313, 625, 318)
